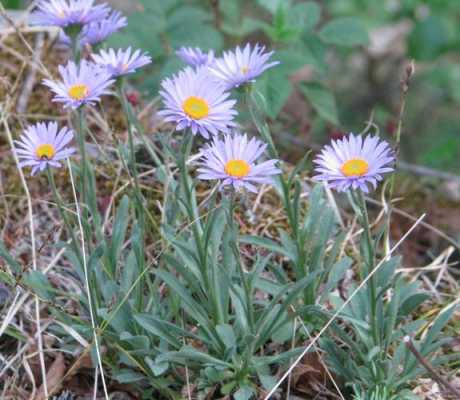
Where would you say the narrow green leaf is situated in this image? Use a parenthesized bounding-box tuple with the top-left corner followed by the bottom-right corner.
(240, 235, 291, 259)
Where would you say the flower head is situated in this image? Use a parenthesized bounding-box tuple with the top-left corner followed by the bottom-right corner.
(32, 0, 110, 28)
(43, 60, 114, 109)
(176, 46, 214, 67)
(197, 133, 281, 193)
(15, 122, 75, 175)
(80, 10, 127, 45)
(208, 43, 279, 90)
(92, 47, 152, 78)
(158, 67, 237, 138)
(59, 10, 127, 47)
(314, 134, 395, 193)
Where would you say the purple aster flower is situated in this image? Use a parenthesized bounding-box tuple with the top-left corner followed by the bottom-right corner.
(80, 10, 127, 45)
(208, 43, 280, 90)
(92, 47, 152, 78)
(15, 122, 76, 175)
(176, 46, 215, 67)
(59, 10, 128, 47)
(314, 133, 395, 193)
(43, 60, 115, 109)
(197, 133, 281, 193)
(158, 67, 237, 139)
(32, 0, 110, 29)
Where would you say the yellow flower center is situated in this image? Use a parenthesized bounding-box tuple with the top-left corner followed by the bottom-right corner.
(68, 84, 89, 101)
(341, 158, 369, 177)
(241, 66, 250, 74)
(36, 144, 56, 160)
(182, 96, 209, 120)
(224, 159, 251, 178)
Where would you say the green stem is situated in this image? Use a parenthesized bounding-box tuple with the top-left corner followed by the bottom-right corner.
(46, 167, 83, 265)
(73, 108, 91, 240)
(117, 86, 162, 168)
(228, 191, 255, 331)
(178, 135, 210, 294)
(227, 191, 256, 375)
(248, 92, 308, 302)
(117, 83, 144, 216)
(117, 81, 149, 311)
(354, 189, 380, 347)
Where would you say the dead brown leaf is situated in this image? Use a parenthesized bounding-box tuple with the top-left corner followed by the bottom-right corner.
(34, 353, 65, 400)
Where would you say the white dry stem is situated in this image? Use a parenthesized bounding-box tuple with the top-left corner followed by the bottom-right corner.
(67, 159, 110, 399)
(1, 115, 48, 398)
(264, 213, 426, 399)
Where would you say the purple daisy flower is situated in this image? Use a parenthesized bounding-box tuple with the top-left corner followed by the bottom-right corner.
(197, 133, 281, 193)
(32, 0, 110, 29)
(176, 47, 215, 67)
(158, 67, 237, 139)
(43, 60, 115, 109)
(15, 122, 76, 175)
(92, 47, 152, 78)
(314, 133, 395, 193)
(80, 10, 127, 46)
(208, 43, 280, 90)
(59, 10, 127, 47)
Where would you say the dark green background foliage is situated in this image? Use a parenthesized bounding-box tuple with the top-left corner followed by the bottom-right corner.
(104, 0, 460, 173)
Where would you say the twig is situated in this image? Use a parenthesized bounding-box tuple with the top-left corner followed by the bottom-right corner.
(403, 336, 460, 398)
(264, 213, 426, 399)
(398, 160, 460, 184)
(384, 61, 415, 254)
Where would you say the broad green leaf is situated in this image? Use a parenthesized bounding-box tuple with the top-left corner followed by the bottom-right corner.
(289, 2, 320, 32)
(145, 356, 169, 376)
(300, 82, 339, 124)
(319, 17, 369, 47)
(112, 369, 145, 383)
(216, 324, 236, 350)
(254, 70, 292, 118)
(408, 16, 451, 61)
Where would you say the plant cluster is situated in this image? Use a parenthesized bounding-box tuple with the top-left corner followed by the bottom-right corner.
(0, 1, 458, 399)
